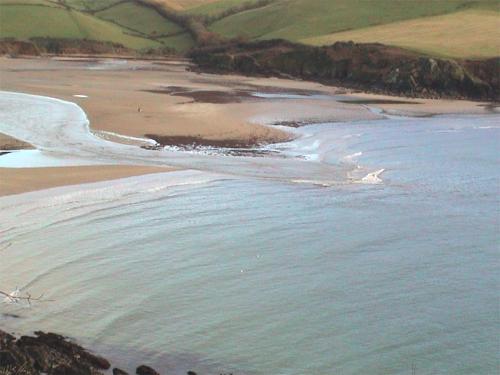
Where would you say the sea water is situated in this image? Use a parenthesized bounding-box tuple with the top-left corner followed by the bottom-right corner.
(0, 93, 498, 374)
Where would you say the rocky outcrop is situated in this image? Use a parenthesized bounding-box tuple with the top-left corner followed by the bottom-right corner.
(0, 330, 201, 375)
(136, 365, 160, 375)
(0, 330, 110, 374)
(189, 40, 499, 101)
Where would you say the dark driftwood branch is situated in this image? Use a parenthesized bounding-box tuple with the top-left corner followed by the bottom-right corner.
(0, 290, 53, 306)
(1, 243, 54, 306)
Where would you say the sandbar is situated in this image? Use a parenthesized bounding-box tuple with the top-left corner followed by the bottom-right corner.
(0, 165, 174, 196)
(0, 56, 496, 195)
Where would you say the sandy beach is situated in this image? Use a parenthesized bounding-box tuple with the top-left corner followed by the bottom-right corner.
(0, 56, 496, 196)
(0, 165, 174, 196)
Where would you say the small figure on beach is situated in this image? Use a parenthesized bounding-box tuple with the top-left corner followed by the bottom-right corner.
(137, 105, 142, 113)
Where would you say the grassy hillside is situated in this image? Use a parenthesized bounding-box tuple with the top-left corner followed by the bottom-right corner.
(0, 4, 161, 49)
(0, 0, 498, 58)
(158, 32, 195, 51)
(62, 0, 125, 11)
(0, 0, 56, 5)
(0, 0, 196, 52)
(95, 2, 183, 37)
(208, 0, 499, 41)
(304, 9, 500, 59)
(186, 0, 266, 16)
(154, 0, 219, 10)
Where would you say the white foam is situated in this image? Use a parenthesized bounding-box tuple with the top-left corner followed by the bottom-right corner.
(94, 130, 158, 147)
(291, 179, 334, 187)
(343, 151, 363, 161)
(303, 154, 320, 161)
(252, 92, 332, 100)
(342, 133, 363, 139)
(359, 169, 385, 184)
(0, 150, 95, 168)
(252, 92, 308, 100)
(73, 95, 88, 98)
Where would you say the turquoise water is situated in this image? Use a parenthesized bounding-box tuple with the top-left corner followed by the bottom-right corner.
(0, 100, 498, 374)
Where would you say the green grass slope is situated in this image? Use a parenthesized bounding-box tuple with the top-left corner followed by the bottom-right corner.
(304, 9, 500, 59)
(62, 0, 126, 11)
(186, 0, 264, 16)
(158, 32, 195, 51)
(0, 3, 161, 49)
(95, 1, 183, 37)
(1, 0, 498, 58)
(209, 0, 499, 41)
(0, 0, 57, 5)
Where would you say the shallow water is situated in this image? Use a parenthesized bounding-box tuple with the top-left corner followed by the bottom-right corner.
(0, 92, 499, 374)
(0, 91, 352, 183)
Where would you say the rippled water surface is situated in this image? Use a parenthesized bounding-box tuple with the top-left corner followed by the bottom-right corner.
(0, 92, 498, 374)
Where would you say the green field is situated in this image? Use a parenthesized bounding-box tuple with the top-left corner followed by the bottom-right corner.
(158, 32, 195, 51)
(62, 0, 126, 11)
(0, 0, 57, 5)
(95, 2, 183, 37)
(1, 0, 499, 58)
(186, 0, 265, 17)
(304, 9, 500, 59)
(156, 0, 219, 10)
(0, 0, 190, 51)
(0, 4, 162, 48)
(208, 0, 499, 41)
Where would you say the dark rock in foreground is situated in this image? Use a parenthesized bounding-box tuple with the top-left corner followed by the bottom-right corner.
(0, 330, 204, 375)
(189, 39, 499, 101)
(136, 365, 160, 375)
(0, 330, 110, 374)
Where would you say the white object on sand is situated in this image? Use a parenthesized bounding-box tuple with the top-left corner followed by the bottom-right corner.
(361, 169, 385, 184)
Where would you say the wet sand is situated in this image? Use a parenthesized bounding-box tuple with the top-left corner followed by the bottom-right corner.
(0, 56, 495, 195)
(344, 92, 499, 116)
(0, 165, 175, 196)
(1, 57, 492, 144)
(0, 133, 33, 151)
(0, 57, 292, 147)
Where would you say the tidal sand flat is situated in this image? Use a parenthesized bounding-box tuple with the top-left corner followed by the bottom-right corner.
(1, 57, 494, 192)
(0, 165, 173, 196)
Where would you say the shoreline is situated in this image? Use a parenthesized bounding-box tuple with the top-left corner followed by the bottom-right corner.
(2, 113, 498, 373)
(0, 56, 497, 196)
(0, 329, 205, 375)
(0, 165, 176, 197)
(0, 57, 498, 375)
(1, 57, 494, 141)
